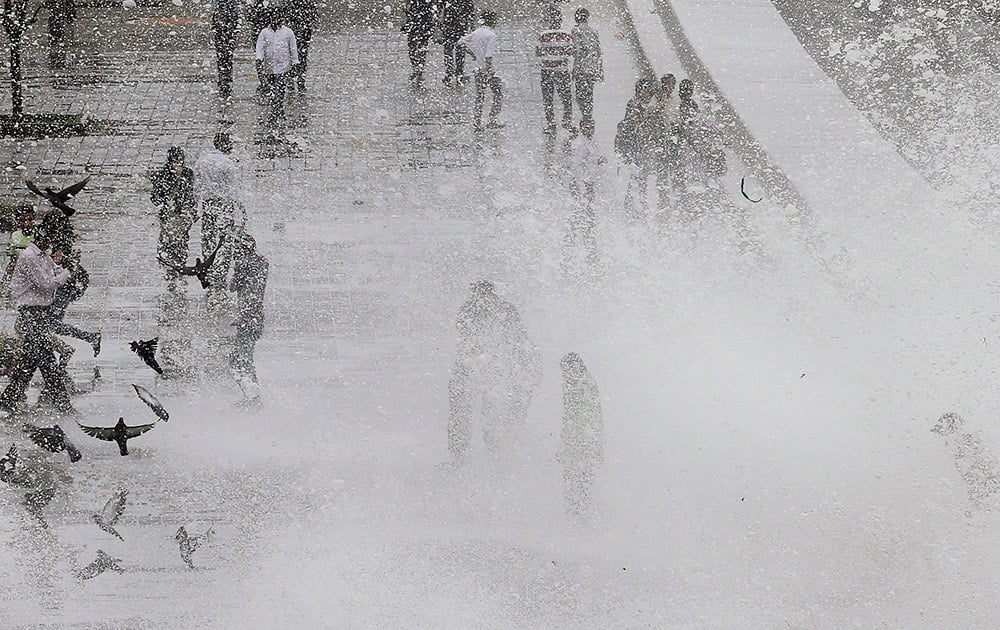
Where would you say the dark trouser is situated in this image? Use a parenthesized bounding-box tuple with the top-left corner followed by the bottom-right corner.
(574, 73, 597, 123)
(0, 306, 71, 412)
(213, 20, 237, 96)
(261, 72, 288, 129)
(407, 28, 432, 77)
(201, 200, 236, 289)
(541, 69, 573, 130)
(474, 70, 503, 128)
(229, 326, 260, 381)
(443, 37, 465, 81)
(49, 283, 97, 343)
(295, 27, 312, 89)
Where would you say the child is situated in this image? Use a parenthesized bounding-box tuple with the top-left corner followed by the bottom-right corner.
(558, 352, 604, 516)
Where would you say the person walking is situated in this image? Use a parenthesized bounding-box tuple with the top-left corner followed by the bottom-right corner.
(558, 352, 603, 516)
(447, 280, 541, 464)
(570, 7, 602, 125)
(402, 0, 438, 87)
(255, 10, 300, 132)
(0, 223, 74, 416)
(459, 11, 503, 132)
(194, 133, 245, 312)
(211, 0, 240, 99)
(285, 0, 317, 92)
(536, 7, 574, 136)
(228, 231, 269, 401)
(152, 146, 197, 280)
(440, 0, 474, 86)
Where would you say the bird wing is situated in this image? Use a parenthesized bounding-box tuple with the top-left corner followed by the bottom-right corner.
(101, 486, 128, 526)
(76, 421, 118, 442)
(56, 176, 90, 201)
(132, 384, 169, 422)
(124, 421, 158, 439)
(24, 179, 45, 198)
(197, 236, 227, 273)
(156, 256, 198, 275)
(145, 338, 159, 352)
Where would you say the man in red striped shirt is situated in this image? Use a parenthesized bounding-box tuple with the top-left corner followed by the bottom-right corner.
(536, 8, 575, 136)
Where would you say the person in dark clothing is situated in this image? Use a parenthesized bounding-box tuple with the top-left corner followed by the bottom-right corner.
(228, 231, 268, 387)
(212, 0, 240, 98)
(151, 146, 197, 280)
(402, 0, 438, 86)
(440, 0, 474, 86)
(615, 78, 658, 220)
(285, 0, 317, 91)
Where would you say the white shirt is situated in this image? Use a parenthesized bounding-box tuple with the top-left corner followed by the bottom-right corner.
(194, 149, 242, 203)
(11, 243, 69, 307)
(255, 26, 300, 75)
(459, 25, 498, 72)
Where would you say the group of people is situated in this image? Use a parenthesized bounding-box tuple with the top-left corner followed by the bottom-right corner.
(149, 132, 269, 395)
(211, 0, 316, 135)
(615, 74, 728, 220)
(0, 202, 100, 415)
(447, 280, 604, 516)
(402, 2, 604, 136)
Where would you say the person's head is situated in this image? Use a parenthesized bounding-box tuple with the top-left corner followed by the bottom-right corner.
(678, 78, 694, 101)
(932, 412, 963, 435)
(660, 73, 676, 96)
(267, 7, 282, 29)
(635, 77, 653, 98)
(546, 7, 562, 28)
(213, 132, 233, 154)
(166, 146, 185, 167)
(560, 352, 586, 381)
(574, 7, 589, 23)
(481, 11, 497, 27)
(579, 118, 595, 138)
(14, 205, 35, 230)
(471, 279, 495, 297)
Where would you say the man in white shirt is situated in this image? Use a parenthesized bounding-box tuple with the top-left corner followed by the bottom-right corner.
(255, 10, 300, 131)
(194, 132, 246, 309)
(0, 223, 73, 415)
(459, 11, 504, 132)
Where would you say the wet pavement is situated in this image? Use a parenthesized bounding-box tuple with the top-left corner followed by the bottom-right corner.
(0, 1, 685, 627)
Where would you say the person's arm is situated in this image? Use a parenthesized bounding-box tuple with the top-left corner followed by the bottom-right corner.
(289, 29, 300, 65)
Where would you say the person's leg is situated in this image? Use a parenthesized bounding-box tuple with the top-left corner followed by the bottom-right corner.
(48, 284, 96, 344)
(297, 27, 312, 90)
(454, 42, 466, 78)
(575, 74, 594, 122)
(473, 71, 487, 128)
(556, 71, 573, 128)
(443, 38, 456, 83)
(541, 70, 556, 130)
(447, 362, 473, 461)
(0, 311, 38, 410)
(488, 76, 503, 125)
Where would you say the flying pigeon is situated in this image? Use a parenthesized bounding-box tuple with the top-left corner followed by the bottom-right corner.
(132, 384, 168, 422)
(130, 337, 163, 375)
(158, 235, 226, 289)
(77, 417, 158, 456)
(92, 485, 128, 541)
(25, 176, 90, 216)
(176, 525, 213, 569)
(23, 423, 82, 462)
(0, 444, 17, 482)
(75, 550, 124, 580)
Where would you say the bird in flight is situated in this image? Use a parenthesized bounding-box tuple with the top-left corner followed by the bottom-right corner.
(75, 550, 124, 580)
(176, 525, 213, 569)
(132, 384, 168, 422)
(23, 423, 82, 462)
(25, 176, 90, 216)
(77, 417, 158, 456)
(130, 337, 163, 375)
(158, 235, 226, 289)
(92, 485, 128, 541)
